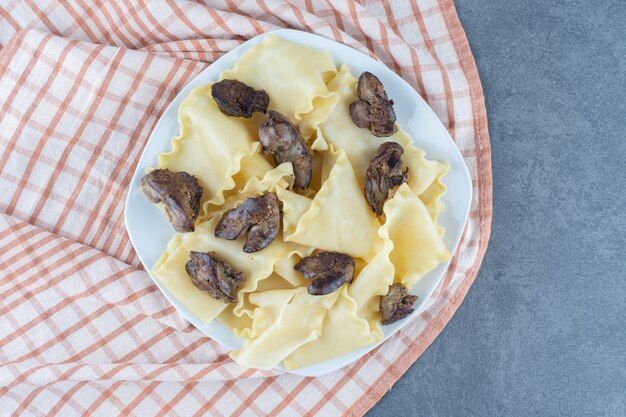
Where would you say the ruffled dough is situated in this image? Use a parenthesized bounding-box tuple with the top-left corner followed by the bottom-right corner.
(284, 148, 383, 261)
(155, 84, 261, 219)
(220, 163, 293, 211)
(385, 183, 451, 287)
(299, 92, 339, 139)
(284, 286, 380, 370)
(217, 305, 253, 336)
(217, 273, 296, 336)
(275, 186, 312, 236)
(348, 219, 395, 337)
(417, 168, 448, 232)
(221, 153, 275, 203)
(220, 34, 337, 139)
(230, 287, 339, 370)
(273, 255, 308, 287)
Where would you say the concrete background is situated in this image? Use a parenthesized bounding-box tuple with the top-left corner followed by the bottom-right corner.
(367, 1, 625, 416)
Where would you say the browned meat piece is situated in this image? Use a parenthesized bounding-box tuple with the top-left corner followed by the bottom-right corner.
(211, 79, 269, 118)
(365, 142, 409, 216)
(295, 251, 355, 296)
(185, 251, 245, 303)
(258, 110, 312, 189)
(141, 169, 203, 233)
(348, 100, 371, 128)
(357, 71, 390, 103)
(368, 100, 397, 137)
(380, 283, 417, 325)
(349, 72, 397, 137)
(214, 192, 281, 253)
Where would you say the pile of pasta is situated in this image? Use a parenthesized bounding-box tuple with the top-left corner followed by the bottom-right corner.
(150, 35, 451, 371)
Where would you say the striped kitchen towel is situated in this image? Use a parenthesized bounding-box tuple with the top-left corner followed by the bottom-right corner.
(0, 1, 492, 416)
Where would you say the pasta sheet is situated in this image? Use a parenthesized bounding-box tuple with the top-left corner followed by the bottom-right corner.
(156, 84, 261, 218)
(230, 287, 340, 370)
(284, 286, 380, 370)
(385, 184, 451, 287)
(284, 147, 383, 261)
(221, 34, 338, 139)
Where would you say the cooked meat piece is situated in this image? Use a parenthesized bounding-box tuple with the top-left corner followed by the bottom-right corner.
(141, 169, 203, 233)
(365, 142, 409, 216)
(349, 72, 397, 137)
(214, 192, 281, 253)
(357, 72, 390, 103)
(349, 100, 371, 128)
(211, 79, 269, 118)
(258, 110, 313, 189)
(368, 100, 397, 137)
(185, 251, 245, 303)
(380, 283, 417, 325)
(295, 251, 355, 296)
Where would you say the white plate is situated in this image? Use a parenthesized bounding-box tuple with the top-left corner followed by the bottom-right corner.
(124, 29, 472, 377)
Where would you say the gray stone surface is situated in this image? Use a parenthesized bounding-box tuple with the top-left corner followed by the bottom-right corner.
(367, 1, 626, 416)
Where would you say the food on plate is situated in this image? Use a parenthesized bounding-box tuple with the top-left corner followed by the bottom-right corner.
(258, 110, 313, 189)
(215, 192, 282, 253)
(153, 83, 261, 217)
(211, 79, 269, 118)
(384, 183, 451, 287)
(295, 251, 355, 296)
(380, 283, 417, 325)
(349, 72, 397, 137)
(140, 169, 202, 232)
(147, 35, 452, 371)
(365, 142, 409, 216)
(186, 251, 245, 303)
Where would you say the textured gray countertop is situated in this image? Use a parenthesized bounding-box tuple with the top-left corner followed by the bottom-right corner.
(367, 1, 625, 416)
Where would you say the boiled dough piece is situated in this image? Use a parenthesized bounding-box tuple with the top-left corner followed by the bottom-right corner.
(151, 234, 227, 323)
(205, 160, 293, 220)
(385, 183, 451, 287)
(220, 153, 275, 205)
(218, 162, 293, 213)
(284, 286, 380, 370)
(319, 64, 449, 200)
(284, 148, 383, 261)
(348, 221, 395, 338)
(217, 273, 296, 337)
(272, 255, 308, 288)
(299, 91, 339, 139)
(275, 186, 312, 236)
(230, 287, 340, 371)
(220, 34, 337, 139)
(418, 173, 447, 233)
(156, 84, 261, 218)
